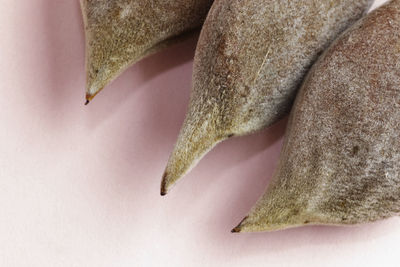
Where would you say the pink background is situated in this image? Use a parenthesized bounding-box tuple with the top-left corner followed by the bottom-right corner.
(1, 0, 399, 266)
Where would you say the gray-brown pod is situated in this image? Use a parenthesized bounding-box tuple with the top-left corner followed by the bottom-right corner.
(161, 0, 373, 195)
(233, 0, 400, 233)
(80, 0, 213, 102)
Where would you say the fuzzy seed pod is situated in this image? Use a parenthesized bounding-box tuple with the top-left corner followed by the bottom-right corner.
(161, 0, 373, 195)
(80, 0, 213, 102)
(234, 0, 400, 233)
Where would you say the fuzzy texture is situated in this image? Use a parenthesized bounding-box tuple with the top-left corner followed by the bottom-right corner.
(161, 0, 373, 194)
(80, 0, 213, 101)
(234, 0, 400, 233)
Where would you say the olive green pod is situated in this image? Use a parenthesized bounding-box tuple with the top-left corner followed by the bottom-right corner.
(81, 0, 213, 102)
(234, 0, 400, 233)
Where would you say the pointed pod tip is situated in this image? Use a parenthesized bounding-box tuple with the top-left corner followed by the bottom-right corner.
(85, 90, 99, 104)
(160, 171, 169, 196)
(231, 216, 249, 233)
(231, 226, 241, 233)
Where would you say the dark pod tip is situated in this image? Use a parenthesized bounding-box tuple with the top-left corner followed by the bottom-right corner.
(160, 171, 168, 196)
(231, 216, 248, 233)
(231, 227, 241, 233)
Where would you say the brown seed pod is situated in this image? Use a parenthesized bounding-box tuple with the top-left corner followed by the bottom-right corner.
(233, 0, 400, 233)
(80, 0, 213, 102)
(161, 0, 373, 195)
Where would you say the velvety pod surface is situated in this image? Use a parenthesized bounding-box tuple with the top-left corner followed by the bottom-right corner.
(81, 0, 213, 101)
(162, 0, 373, 194)
(235, 0, 400, 233)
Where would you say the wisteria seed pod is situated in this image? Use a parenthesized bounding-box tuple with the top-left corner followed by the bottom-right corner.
(234, 0, 400, 233)
(81, 0, 214, 102)
(162, 0, 373, 194)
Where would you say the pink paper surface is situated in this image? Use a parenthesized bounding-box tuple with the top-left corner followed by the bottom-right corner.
(1, 0, 399, 266)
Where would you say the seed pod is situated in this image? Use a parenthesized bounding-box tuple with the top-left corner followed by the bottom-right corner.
(161, 0, 373, 195)
(233, 0, 400, 233)
(81, 0, 214, 102)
